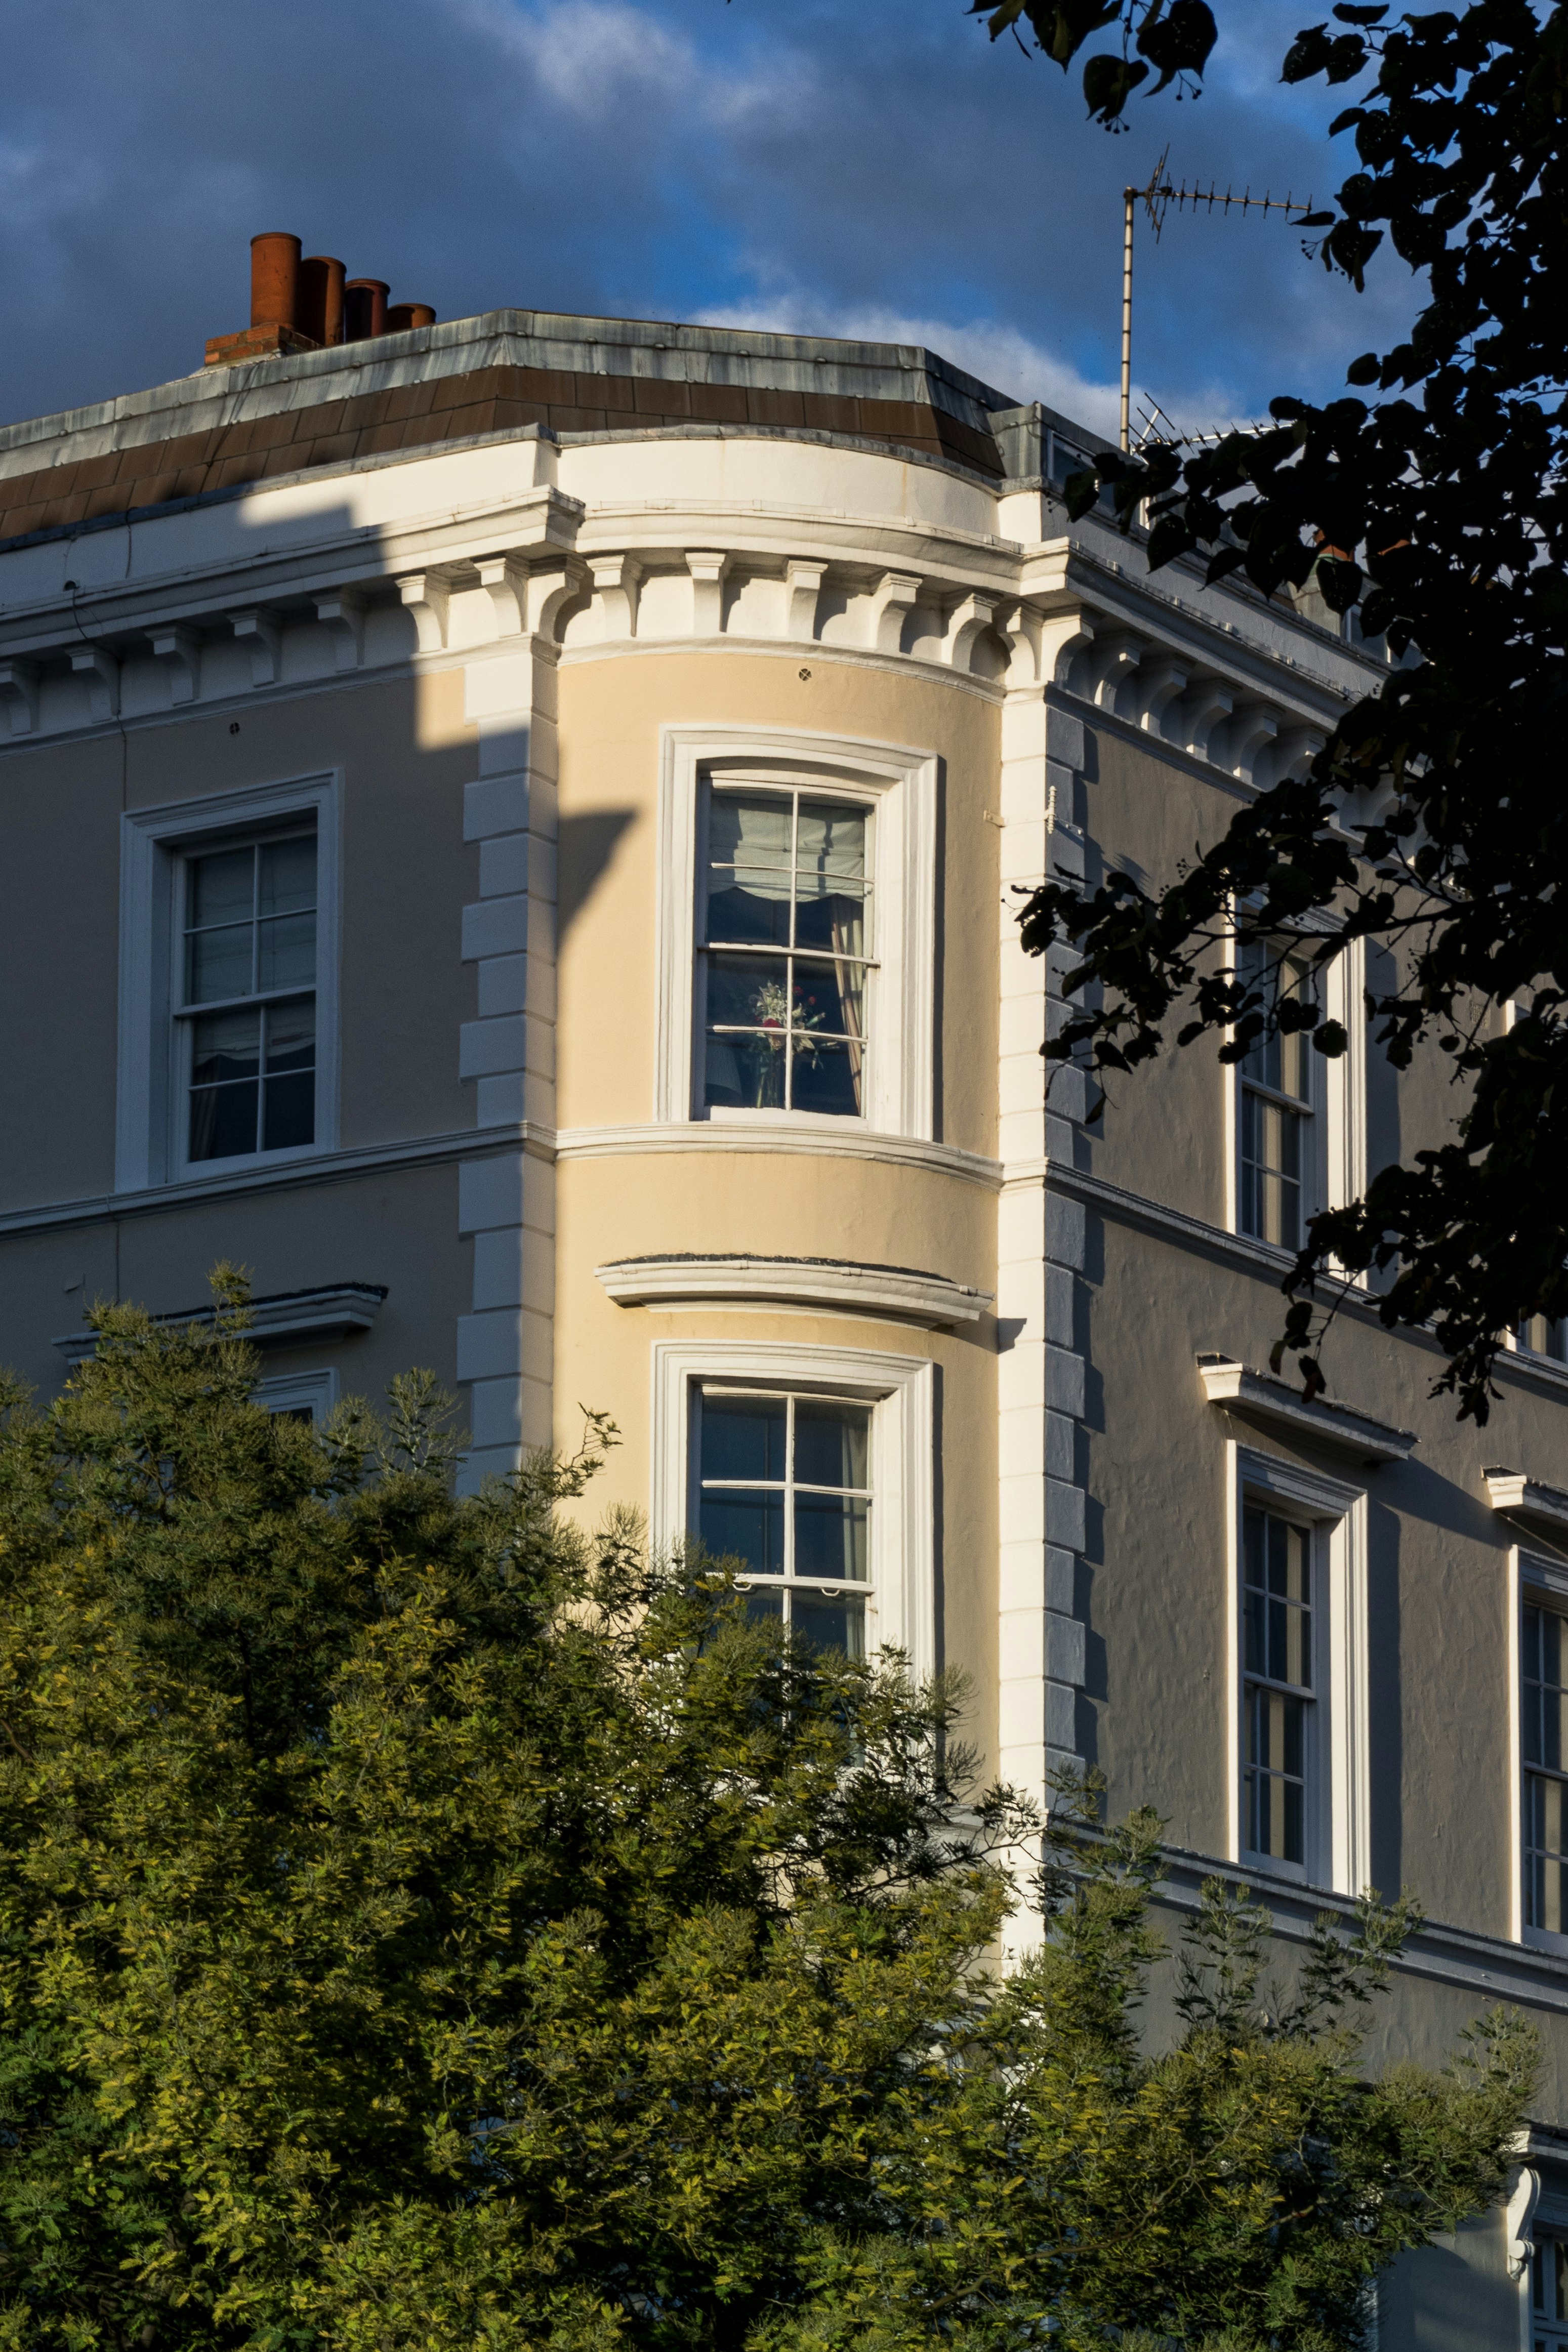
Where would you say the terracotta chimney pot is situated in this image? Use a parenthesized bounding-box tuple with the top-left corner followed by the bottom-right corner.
(298, 255, 346, 347)
(344, 277, 390, 341)
(386, 302, 437, 333)
(250, 232, 301, 329)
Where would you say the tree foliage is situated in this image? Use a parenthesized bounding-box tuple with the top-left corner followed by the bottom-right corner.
(972, 1, 1568, 1420)
(0, 1280, 1535, 2345)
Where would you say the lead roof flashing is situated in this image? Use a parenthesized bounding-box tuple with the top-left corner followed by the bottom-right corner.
(0, 307, 1045, 481)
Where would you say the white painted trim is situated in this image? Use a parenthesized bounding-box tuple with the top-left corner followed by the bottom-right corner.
(1198, 1354, 1416, 1464)
(1326, 933, 1368, 1212)
(0, 1123, 550, 1241)
(54, 1280, 384, 1365)
(558, 1120, 999, 1186)
(1488, 1469, 1568, 1550)
(1228, 1441, 1370, 1896)
(116, 771, 341, 1191)
(254, 1367, 340, 1423)
(649, 1337, 935, 1682)
(653, 725, 937, 1140)
(596, 1254, 989, 1327)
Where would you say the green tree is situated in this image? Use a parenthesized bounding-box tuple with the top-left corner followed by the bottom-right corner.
(0, 1281, 1534, 2347)
(968, 2, 1568, 1419)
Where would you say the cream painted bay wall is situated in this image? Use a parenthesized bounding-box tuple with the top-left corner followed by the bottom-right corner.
(552, 647, 1002, 1149)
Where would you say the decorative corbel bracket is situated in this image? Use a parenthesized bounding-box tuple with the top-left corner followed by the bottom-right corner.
(1092, 631, 1142, 712)
(147, 624, 201, 705)
(0, 657, 40, 736)
(1040, 610, 1096, 687)
(1139, 657, 1189, 738)
(1506, 2160, 1541, 2281)
(686, 551, 729, 636)
(1275, 723, 1327, 780)
(229, 607, 283, 687)
(475, 555, 528, 638)
(939, 592, 998, 673)
(995, 600, 1041, 685)
(784, 560, 826, 642)
(313, 588, 366, 672)
(70, 645, 120, 722)
(867, 571, 920, 655)
(1229, 700, 1280, 782)
(589, 553, 643, 641)
(1180, 678, 1233, 763)
(397, 571, 451, 653)
(524, 556, 588, 642)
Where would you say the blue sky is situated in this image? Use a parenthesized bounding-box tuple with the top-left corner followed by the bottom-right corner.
(0, 0, 1415, 438)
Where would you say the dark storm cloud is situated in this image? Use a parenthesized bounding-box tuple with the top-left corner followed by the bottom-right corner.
(0, 0, 1418, 433)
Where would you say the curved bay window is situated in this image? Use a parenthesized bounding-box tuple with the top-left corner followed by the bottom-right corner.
(699, 786, 872, 1118)
(695, 1386, 871, 1655)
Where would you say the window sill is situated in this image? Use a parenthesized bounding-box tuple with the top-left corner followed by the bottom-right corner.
(1199, 1353, 1417, 1466)
(596, 1252, 991, 1329)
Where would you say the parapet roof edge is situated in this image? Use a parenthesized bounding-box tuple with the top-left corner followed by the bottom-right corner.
(0, 306, 1065, 472)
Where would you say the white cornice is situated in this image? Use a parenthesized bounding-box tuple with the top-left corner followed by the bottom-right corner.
(1198, 1353, 1416, 1465)
(1485, 1469, 1568, 1548)
(54, 1281, 387, 1366)
(595, 1253, 991, 1327)
(556, 1120, 1003, 1189)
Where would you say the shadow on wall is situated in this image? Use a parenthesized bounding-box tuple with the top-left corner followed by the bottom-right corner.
(558, 809, 635, 940)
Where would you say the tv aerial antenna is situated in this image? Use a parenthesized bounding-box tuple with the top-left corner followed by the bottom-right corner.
(1119, 145, 1319, 451)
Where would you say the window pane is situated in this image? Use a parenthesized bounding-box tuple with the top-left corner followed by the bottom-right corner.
(1245, 1685, 1306, 1864)
(262, 1072, 314, 1150)
(186, 922, 253, 1005)
(1527, 1606, 1568, 1773)
(189, 846, 254, 930)
(188, 1009, 261, 1162)
(795, 802, 865, 885)
(700, 1393, 787, 1484)
(743, 1586, 784, 1631)
(705, 1030, 786, 1111)
(190, 1081, 259, 1161)
(794, 1399, 871, 1492)
(259, 835, 316, 918)
(792, 954, 866, 1044)
(791, 1036, 862, 1118)
(707, 953, 791, 1031)
(794, 880, 867, 957)
(699, 1490, 785, 1576)
(707, 797, 794, 945)
(258, 912, 316, 992)
(191, 1007, 261, 1087)
(707, 871, 794, 948)
(1240, 1091, 1305, 1249)
(1526, 1772, 1568, 1932)
(794, 1493, 869, 1583)
(792, 1589, 865, 1659)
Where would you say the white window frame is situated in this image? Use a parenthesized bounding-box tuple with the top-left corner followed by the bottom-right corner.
(654, 726, 936, 1140)
(1226, 1443, 1370, 1893)
(650, 1339, 935, 1682)
(1508, 1545, 1568, 1954)
(116, 773, 341, 1191)
(254, 1367, 340, 1423)
(1225, 928, 1365, 1248)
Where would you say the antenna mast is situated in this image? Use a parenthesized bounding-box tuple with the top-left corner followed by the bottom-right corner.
(1119, 152, 1316, 452)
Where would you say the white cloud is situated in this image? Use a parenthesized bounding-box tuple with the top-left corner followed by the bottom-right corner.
(443, 0, 810, 130)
